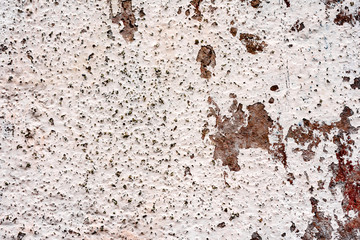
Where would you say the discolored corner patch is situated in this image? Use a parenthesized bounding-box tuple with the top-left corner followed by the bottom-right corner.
(196, 45, 216, 79)
(329, 112, 360, 238)
(206, 95, 287, 171)
(287, 106, 359, 238)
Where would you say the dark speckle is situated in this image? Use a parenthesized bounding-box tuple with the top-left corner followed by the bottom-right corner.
(270, 85, 279, 91)
(250, 0, 261, 8)
(350, 77, 360, 89)
(217, 222, 226, 228)
(290, 20, 305, 32)
(250, 232, 262, 240)
(284, 0, 290, 7)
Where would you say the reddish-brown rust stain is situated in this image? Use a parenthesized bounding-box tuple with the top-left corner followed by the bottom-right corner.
(350, 77, 360, 89)
(330, 138, 360, 238)
(250, 0, 261, 8)
(206, 97, 359, 237)
(303, 197, 333, 240)
(196, 45, 216, 79)
(239, 33, 267, 54)
(327, 106, 360, 238)
(284, 0, 290, 8)
(290, 20, 305, 32)
(191, 0, 204, 21)
(290, 106, 359, 238)
(109, 0, 138, 42)
(335, 215, 360, 240)
(206, 95, 287, 171)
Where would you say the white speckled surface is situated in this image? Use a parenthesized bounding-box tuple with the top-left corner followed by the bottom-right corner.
(0, 0, 359, 239)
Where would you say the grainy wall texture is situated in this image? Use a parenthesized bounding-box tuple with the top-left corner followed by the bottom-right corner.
(0, 0, 359, 239)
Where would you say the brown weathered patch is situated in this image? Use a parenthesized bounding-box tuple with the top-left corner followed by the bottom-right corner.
(286, 106, 355, 162)
(323, 0, 344, 7)
(196, 45, 216, 79)
(206, 95, 287, 171)
(350, 77, 360, 89)
(288, 106, 358, 238)
(109, 0, 138, 42)
(191, 0, 203, 21)
(335, 215, 360, 240)
(334, 10, 355, 26)
(303, 197, 333, 240)
(230, 27, 238, 37)
(250, 0, 261, 8)
(239, 33, 267, 54)
(290, 20, 305, 32)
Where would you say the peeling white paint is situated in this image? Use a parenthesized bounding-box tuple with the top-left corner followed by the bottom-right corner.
(0, 0, 359, 239)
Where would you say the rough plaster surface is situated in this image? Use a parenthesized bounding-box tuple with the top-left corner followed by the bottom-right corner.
(0, 0, 359, 239)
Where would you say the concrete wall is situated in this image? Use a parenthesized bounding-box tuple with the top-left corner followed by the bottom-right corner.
(0, 0, 359, 239)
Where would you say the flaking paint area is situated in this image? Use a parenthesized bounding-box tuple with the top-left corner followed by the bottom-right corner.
(1, 0, 360, 239)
